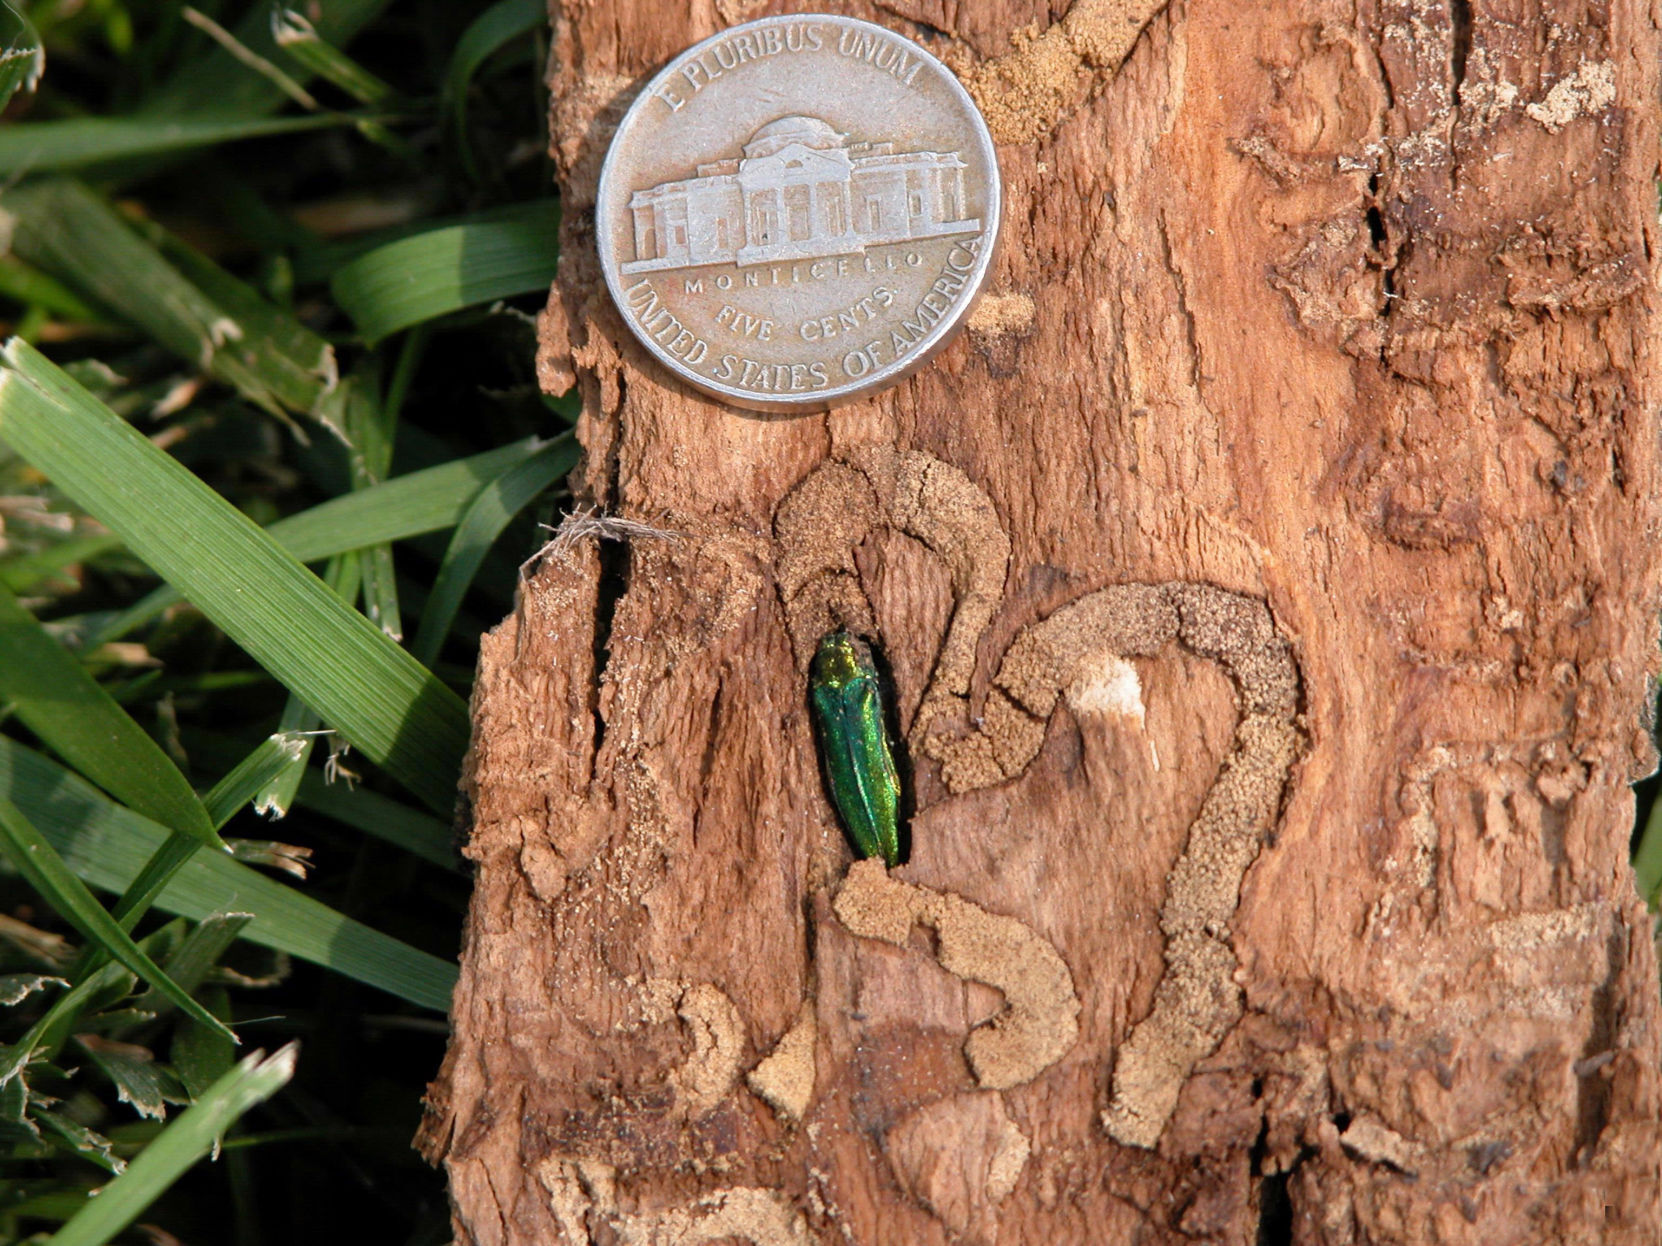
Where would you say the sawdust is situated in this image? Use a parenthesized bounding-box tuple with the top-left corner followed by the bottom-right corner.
(1102, 586, 1302, 1148)
(927, 583, 1176, 790)
(746, 1002, 817, 1122)
(773, 458, 880, 663)
(865, 568, 1301, 1147)
(1524, 61, 1615, 132)
(833, 859, 1080, 1090)
(959, 0, 1169, 143)
(1457, 45, 1521, 127)
(612, 1186, 812, 1246)
(774, 451, 1305, 1148)
(538, 1156, 618, 1245)
(863, 446, 1011, 746)
(1486, 901, 1605, 954)
(967, 291, 1037, 336)
(667, 982, 746, 1117)
(541, 1158, 807, 1245)
(774, 448, 1010, 750)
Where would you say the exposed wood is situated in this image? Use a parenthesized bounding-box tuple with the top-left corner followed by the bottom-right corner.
(419, 2, 1662, 1242)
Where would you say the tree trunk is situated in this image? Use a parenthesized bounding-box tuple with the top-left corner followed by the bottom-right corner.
(417, 2, 1662, 1242)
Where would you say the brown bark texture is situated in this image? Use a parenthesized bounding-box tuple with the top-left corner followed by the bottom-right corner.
(417, 1, 1662, 1243)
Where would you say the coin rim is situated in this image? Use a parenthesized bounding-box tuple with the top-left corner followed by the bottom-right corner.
(595, 14, 1002, 414)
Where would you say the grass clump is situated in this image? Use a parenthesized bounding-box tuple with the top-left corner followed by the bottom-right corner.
(0, 2, 570, 1241)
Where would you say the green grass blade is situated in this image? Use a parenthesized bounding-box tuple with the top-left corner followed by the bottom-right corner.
(0, 340, 470, 816)
(0, 2, 44, 114)
(0, 964, 122, 1088)
(201, 735, 307, 830)
(5, 178, 242, 376)
(253, 710, 318, 822)
(179, 5, 318, 110)
(185, 730, 460, 872)
(269, 440, 539, 559)
(86, 438, 544, 646)
(6, 1192, 87, 1223)
(442, 0, 544, 179)
(170, 985, 234, 1101)
(0, 533, 125, 594)
(0, 256, 107, 326)
(3, 179, 336, 421)
(144, 0, 389, 117)
(0, 974, 65, 1006)
(411, 434, 575, 667)
(153, 912, 251, 998)
(143, 223, 338, 418)
(361, 543, 401, 640)
(295, 770, 459, 871)
(331, 200, 560, 343)
(104, 834, 200, 933)
(35, 1109, 123, 1175)
(0, 795, 234, 1042)
(291, 201, 543, 285)
(0, 112, 369, 177)
(46, 1044, 297, 1246)
(76, 1033, 181, 1120)
(272, 9, 397, 105)
(0, 736, 458, 1010)
(336, 368, 402, 639)
(2, 926, 186, 1082)
(255, 552, 359, 819)
(0, 581, 221, 851)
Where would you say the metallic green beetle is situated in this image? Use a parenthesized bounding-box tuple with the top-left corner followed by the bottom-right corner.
(810, 630, 903, 866)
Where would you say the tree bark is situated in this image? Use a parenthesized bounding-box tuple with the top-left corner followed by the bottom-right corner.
(418, 2, 1662, 1243)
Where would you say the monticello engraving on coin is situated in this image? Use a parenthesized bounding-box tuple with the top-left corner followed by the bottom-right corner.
(596, 15, 1000, 412)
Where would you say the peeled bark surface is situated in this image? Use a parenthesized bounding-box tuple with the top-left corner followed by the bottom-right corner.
(418, 2, 1662, 1243)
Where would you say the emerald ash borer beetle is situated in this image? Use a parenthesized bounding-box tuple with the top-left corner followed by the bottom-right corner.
(810, 630, 904, 867)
